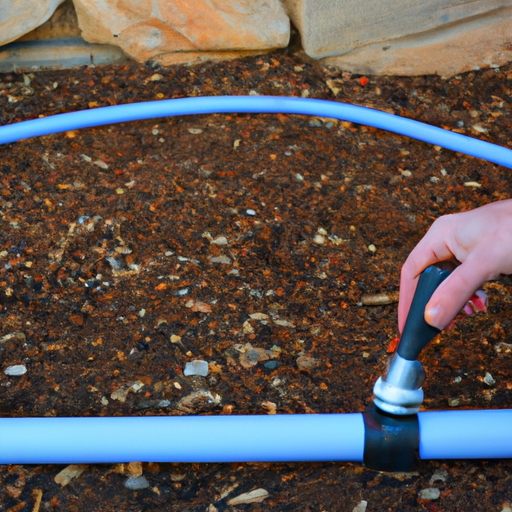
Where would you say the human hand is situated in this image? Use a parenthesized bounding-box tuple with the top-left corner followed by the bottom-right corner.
(398, 199, 512, 332)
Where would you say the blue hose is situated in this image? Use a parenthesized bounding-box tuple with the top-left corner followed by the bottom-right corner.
(1, 410, 512, 463)
(1, 96, 512, 169)
(0, 414, 365, 464)
(419, 409, 512, 459)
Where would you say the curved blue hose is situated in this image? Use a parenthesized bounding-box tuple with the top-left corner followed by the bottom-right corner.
(1, 96, 512, 169)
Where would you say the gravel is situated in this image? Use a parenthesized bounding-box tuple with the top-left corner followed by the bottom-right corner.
(124, 476, 150, 490)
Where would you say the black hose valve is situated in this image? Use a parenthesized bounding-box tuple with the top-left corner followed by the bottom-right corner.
(373, 265, 451, 415)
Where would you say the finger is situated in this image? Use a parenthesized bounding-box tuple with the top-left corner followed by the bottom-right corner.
(424, 257, 488, 330)
(398, 236, 455, 332)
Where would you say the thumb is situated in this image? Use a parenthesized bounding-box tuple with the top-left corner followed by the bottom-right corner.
(424, 260, 486, 330)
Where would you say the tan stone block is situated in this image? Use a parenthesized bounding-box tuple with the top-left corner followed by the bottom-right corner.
(0, 0, 65, 46)
(73, 0, 290, 63)
(322, 7, 512, 77)
(282, 0, 512, 59)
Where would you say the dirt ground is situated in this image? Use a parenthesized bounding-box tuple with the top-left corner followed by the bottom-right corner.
(0, 48, 512, 511)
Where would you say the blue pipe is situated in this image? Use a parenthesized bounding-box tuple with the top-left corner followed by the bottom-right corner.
(0, 414, 365, 464)
(1, 96, 512, 169)
(418, 410, 512, 459)
(1, 410, 512, 463)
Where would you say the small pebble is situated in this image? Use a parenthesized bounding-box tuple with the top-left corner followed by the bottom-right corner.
(0, 332, 26, 344)
(125, 476, 150, 490)
(297, 356, 320, 372)
(209, 255, 231, 265)
(4, 365, 27, 376)
(249, 313, 269, 321)
(94, 159, 109, 170)
(246, 209, 256, 216)
(484, 372, 496, 387)
(261, 400, 277, 414)
(227, 489, 269, 505)
(418, 488, 440, 500)
(313, 234, 326, 245)
(184, 360, 210, 377)
(188, 128, 203, 134)
(352, 501, 367, 512)
(263, 361, 281, 370)
(368, 244, 377, 253)
(211, 236, 228, 245)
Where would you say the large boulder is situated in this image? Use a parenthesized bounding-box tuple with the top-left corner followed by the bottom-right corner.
(322, 7, 512, 77)
(73, 0, 290, 63)
(282, 0, 512, 76)
(0, 0, 65, 46)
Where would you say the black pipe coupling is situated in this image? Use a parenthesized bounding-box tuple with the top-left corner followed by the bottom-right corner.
(363, 405, 419, 472)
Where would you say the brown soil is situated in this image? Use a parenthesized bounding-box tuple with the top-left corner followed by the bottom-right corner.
(0, 50, 511, 511)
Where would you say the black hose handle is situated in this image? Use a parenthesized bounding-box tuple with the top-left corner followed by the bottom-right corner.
(397, 265, 451, 361)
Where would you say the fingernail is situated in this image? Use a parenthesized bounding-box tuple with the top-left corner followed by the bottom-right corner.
(425, 305, 444, 330)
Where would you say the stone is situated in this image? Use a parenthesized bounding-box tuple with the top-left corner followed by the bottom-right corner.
(124, 476, 150, 490)
(176, 390, 221, 414)
(283, 0, 512, 77)
(73, 0, 290, 63)
(283, 0, 510, 58)
(18, 0, 81, 42)
(296, 355, 320, 372)
(352, 501, 368, 512)
(0, 332, 26, 344)
(126, 461, 143, 478)
(4, 365, 27, 376)
(184, 360, 210, 377)
(54, 464, 88, 487)
(0, 0, 65, 46)
(209, 255, 231, 265)
(418, 487, 441, 500)
(227, 488, 269, 505)
(323, 6, 512, 77)
(110, 380, 144, 403)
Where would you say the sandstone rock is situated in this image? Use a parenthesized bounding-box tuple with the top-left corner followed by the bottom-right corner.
(18, 0, 81, 42)
(322, 6, 512, 77)
(0, 0, 65, 46)
(282, 0, 511, 59)
(73, 0, 290, 63)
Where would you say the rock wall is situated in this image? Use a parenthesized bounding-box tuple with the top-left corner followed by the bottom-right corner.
(1, 0, 512, 76)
